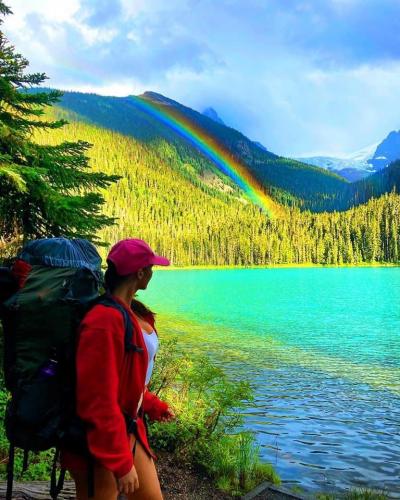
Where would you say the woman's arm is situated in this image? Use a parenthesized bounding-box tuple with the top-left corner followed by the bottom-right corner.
(76, 306, 134, 478)
(142, 388, 174, 421)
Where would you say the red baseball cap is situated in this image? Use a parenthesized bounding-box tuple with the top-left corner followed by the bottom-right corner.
(107, 239, 170, 276)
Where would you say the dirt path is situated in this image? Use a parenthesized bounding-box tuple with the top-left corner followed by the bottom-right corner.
(0, 452, 297, 500)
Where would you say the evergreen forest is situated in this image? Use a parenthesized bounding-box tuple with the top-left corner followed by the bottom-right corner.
(32, 107, 400, 266)
(45, 90, 400, 215)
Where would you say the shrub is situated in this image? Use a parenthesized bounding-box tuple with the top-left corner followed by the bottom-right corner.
(317, 489, 388, 500)
(148, 338, 280, 496)
(0, 336, 279, 494)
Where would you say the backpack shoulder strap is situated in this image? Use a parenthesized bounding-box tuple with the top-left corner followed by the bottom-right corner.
(96, 295, 144, 353)
(0, 267, 19, 308)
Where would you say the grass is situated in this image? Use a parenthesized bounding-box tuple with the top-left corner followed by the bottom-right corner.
(317, 488, 389, 500)
(196, 433, 280, 495)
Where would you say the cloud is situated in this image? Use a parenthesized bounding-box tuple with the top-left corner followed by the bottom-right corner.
(280, 0, 400, 68)
(4, 0, 220, 86)
(3, 0, 400, 156)
(80, 0, 123, 27)
(6, 0, 80, 24)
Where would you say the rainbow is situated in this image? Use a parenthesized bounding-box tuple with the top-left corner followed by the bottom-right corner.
(129, 95, 280, 217)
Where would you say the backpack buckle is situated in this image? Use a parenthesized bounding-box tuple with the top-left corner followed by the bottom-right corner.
(127, 343, 144, 353)
(124, 413, 138, 435)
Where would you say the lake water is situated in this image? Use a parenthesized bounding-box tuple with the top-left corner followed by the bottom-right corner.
(140, 268, 400, 496)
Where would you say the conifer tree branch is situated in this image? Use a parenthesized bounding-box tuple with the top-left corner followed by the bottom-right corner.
(0, 1, 118, 244)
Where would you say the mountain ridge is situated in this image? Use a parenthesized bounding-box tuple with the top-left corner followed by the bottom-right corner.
(297, 130, 400, 182)
(36, 106, 400, 265)
(30, 87, 400, 213)
(55, 89, 353, 212)
(202, 107, 225, 125)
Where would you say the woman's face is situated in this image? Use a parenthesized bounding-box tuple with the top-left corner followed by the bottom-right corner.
(137, 265, 153, 290)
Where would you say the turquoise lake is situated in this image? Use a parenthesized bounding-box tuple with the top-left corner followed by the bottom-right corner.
(139, 268, 400, 495)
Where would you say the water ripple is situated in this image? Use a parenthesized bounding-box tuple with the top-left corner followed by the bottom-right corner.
(142, 268, 400, 496)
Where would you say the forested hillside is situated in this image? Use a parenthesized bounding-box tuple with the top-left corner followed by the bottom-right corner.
(50, 90, 400, 214)
(50, 90, 354, 212)
(34, 108, 400, 266)
(351, 161, 400, 205)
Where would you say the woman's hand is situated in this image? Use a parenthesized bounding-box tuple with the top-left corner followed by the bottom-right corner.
(160, 408, 176, 422)
(143, 389, 175, 422)
(118, 465, 139, 495)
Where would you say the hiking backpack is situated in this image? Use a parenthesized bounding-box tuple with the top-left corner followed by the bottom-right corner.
(0, 237, 144, 499)
(0, 237, 103, 499)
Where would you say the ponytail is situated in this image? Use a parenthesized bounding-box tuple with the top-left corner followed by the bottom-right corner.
(104, 260, 130, 293)
(131, 298, 155, 317)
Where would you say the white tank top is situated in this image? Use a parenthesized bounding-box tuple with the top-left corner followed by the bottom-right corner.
(143, 330, 159, 385)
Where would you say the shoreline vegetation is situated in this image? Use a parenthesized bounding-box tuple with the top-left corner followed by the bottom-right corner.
(156, 262, 400, 270)
(0, 340, 281, 498)
(147, 339, 281, 496)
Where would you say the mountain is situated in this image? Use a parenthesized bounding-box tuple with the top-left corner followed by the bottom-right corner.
(202, 107, 225, 125)
(369, 130, 400, 171)
(30, 87, 398, 214)
(202, 107, 270, 153)
(252, 141, 269, 152)
(351, 160, 400, 205)
(296, 143, 377, 182)
(296, 130, 400, 182)
(36, 106, 400, 265)
(55, 90, 351, 213)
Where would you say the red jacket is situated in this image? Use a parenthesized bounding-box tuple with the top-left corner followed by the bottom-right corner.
(61, 296, 169, 478)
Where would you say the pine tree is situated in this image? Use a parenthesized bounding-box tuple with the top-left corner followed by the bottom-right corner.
(0, 1, 118, 245)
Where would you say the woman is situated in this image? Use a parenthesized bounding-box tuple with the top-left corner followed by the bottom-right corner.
(62, 238, 173, 499)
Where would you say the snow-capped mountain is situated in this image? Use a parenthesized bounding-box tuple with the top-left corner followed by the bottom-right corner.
(368, 130, 400, 171)
(296, 130, 400, 182)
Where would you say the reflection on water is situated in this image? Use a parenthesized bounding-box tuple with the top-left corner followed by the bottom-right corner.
(249, 366, 400, 494)
(140, 268, 400, 495)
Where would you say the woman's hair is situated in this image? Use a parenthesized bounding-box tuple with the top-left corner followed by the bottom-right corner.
(104, 260, 155, 316)
(131, 298, 155, 317)
(104, 260, 130, 293)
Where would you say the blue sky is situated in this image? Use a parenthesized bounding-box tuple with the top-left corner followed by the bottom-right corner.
(3, 0, 400, 156)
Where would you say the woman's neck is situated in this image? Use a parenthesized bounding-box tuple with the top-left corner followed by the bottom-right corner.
(112, 283, 138, 308)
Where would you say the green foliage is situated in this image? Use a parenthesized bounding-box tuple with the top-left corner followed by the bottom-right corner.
(56, 90, 352, 212)
(149, 340, 253, 454)
(32, 108, 400, 266)
(54, 91, 400, 214)
(0, 5, 117, 244)
(147, 339, 279, 496)
(195, 433, 280, 495)
(317, 489, 388, 500)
